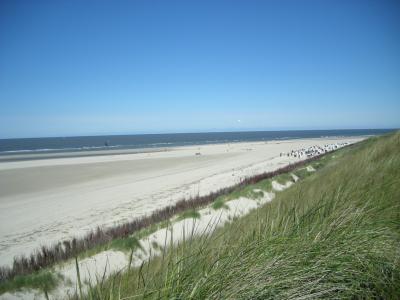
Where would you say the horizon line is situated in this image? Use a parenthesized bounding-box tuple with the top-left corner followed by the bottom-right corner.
(0, 127, 397, 140)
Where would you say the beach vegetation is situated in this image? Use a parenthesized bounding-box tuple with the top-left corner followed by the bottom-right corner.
(252, 178, 273, 191)
(0, 270, 61, 295)
(211, 198, 229, 210)
(179, 209, 201, 220)
(222, 186, 263, 202)
(215, 178, 272, 206)
(293, 168, 310, 178)
(109, 236, 143, 253)
(274, 173, 294, 184)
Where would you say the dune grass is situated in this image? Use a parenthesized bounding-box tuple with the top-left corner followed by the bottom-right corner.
(292, 167, 311, 179)
(82, 132, 400, 299)
(274, 173, 294, 184)
(211, 198, 229, 210)
(0, 270, 61, 296)
(212, 178, 273, 208)
(178, 209, 201, 220)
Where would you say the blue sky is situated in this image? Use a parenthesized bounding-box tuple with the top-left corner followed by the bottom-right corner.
(0, 0, 399, 138)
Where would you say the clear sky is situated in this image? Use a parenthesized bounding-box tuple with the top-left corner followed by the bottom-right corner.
(0, 0, 399, 138)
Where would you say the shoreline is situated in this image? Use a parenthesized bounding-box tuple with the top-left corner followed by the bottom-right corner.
(0, 134, 373, 163)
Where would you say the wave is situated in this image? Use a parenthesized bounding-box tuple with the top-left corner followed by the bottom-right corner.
(0, 142, 178, 154)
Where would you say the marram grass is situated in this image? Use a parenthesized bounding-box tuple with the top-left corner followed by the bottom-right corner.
(82, 132, 400, 299)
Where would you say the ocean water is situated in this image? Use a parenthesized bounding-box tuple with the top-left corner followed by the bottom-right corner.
(0, 129, 394, 155)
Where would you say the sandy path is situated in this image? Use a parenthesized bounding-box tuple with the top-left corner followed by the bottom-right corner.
(0, 137, 364, 266)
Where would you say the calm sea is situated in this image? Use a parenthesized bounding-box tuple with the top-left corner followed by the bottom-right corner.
(0, 129, 394, 156)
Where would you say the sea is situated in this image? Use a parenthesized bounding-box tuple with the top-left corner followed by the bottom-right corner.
(0, 129, 394, 157)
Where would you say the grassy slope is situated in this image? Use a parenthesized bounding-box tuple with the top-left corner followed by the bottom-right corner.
(87, 132, 400, 299)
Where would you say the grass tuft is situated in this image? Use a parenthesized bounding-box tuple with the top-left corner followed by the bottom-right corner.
(109, 236, 143, 252)
(211, 198, 229, 210)
(179, 209, 201, 220)
(0, 271, 61, 295)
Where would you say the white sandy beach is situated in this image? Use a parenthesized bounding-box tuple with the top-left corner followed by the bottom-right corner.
(0, 137, 364, 268)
